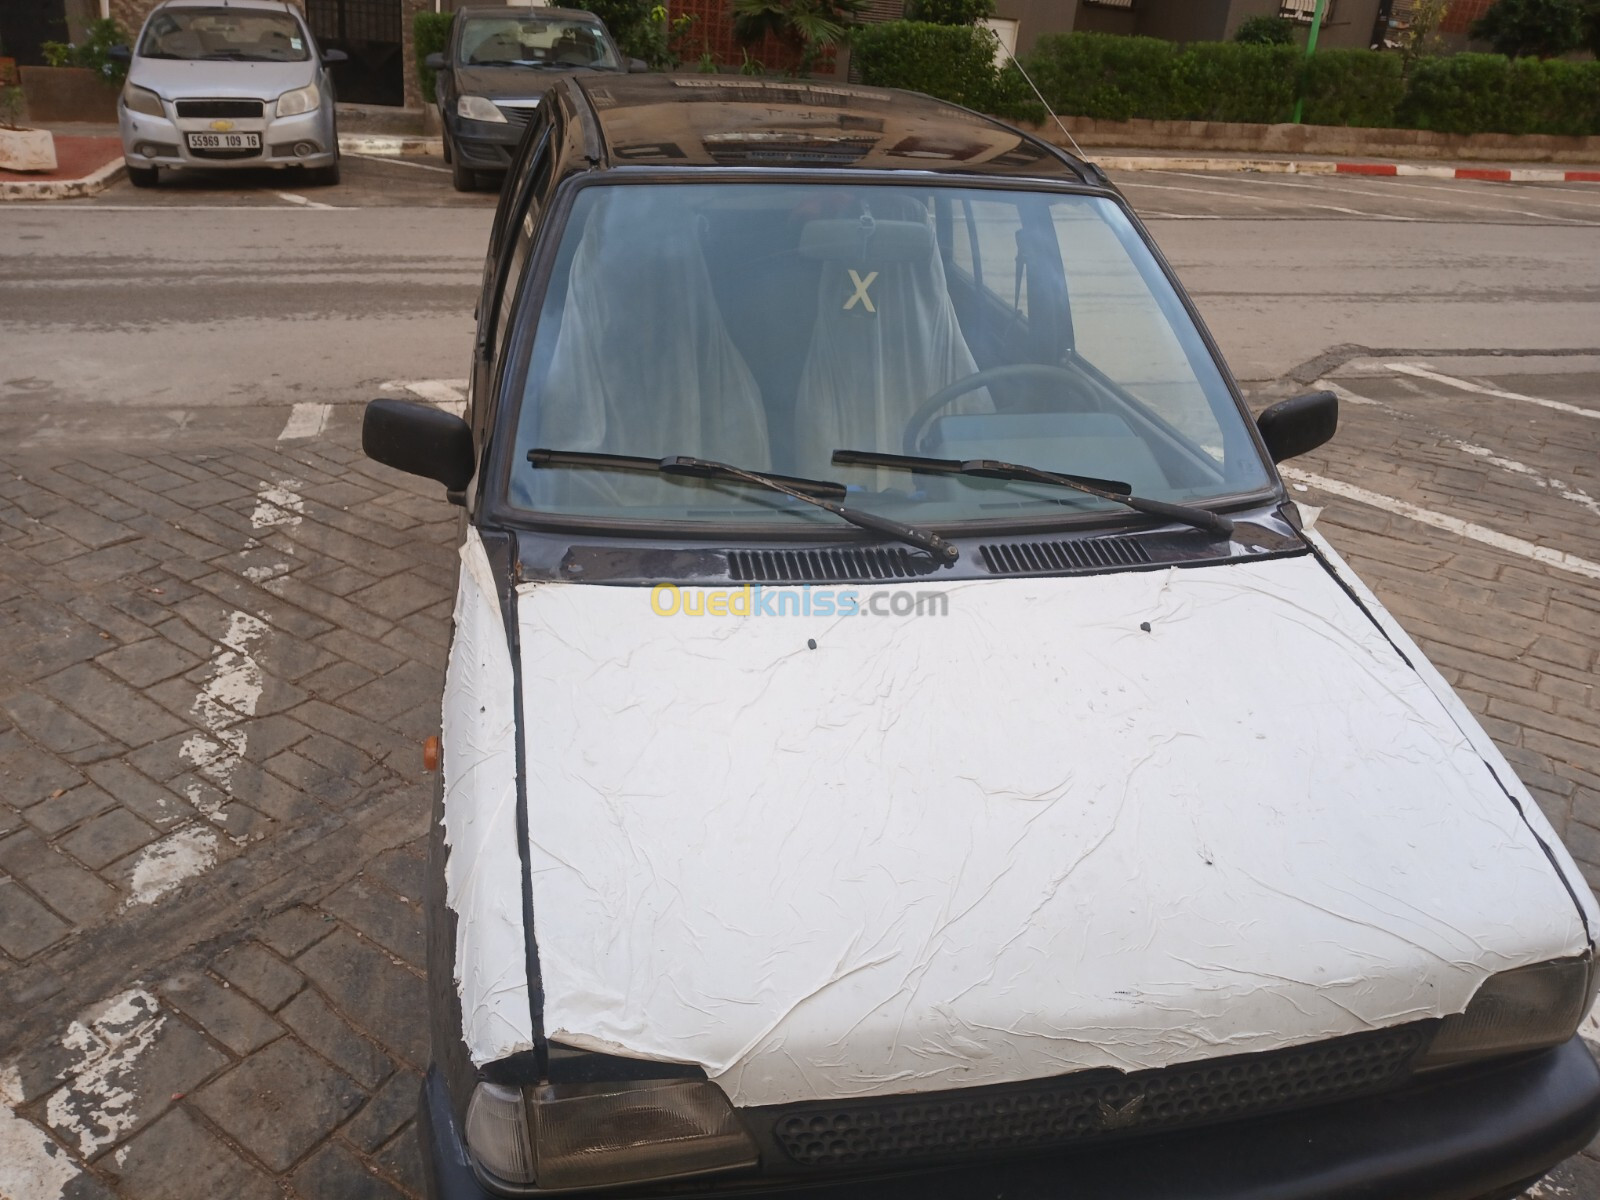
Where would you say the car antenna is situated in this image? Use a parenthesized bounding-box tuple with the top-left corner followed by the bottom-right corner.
(999, 44, 1087, 161)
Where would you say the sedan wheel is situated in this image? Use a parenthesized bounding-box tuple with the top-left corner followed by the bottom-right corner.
(451, 155, 478, 193)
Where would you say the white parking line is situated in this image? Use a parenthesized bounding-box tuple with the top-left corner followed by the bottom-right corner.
(1446, 440, 1600, 518)
(1120, 177, 1420, 221)
(345, 152, 452, 175)
(275, 191, 335, 209)
(1313, 379, 1386, 408)
(1384, 363, 1600, 420)
(277, 402, 330, 441)
(381, 377, 468, 417)
(1282, 467, 1600, 582)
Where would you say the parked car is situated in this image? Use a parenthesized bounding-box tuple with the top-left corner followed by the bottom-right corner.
(112, 0, 344, 189)
(425, 5, 638, 193)
(363, 75, 1600, 1200)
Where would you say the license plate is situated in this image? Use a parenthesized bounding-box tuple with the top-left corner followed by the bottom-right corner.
(186, 132, 261, 150)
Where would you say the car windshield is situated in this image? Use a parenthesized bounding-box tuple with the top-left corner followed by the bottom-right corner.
(457, 16, 618, 69)
(138, 7, 310, 61)
(506, 182, 1273, 529)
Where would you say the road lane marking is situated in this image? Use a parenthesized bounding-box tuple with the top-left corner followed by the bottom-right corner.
(345, 151, 452, 174)
(277, 401, 330, 441)
(1282, 467, 1600, 582)
(381, 377, 468, 417)
(1383, 363, 1600, 420)
(1119, 177, 1420, 220)
(1446, 440, 1600, 518)
(275, 191, 335, 209)
(0, 1067, 81, 1200)
(1313, 379, 1386, 408)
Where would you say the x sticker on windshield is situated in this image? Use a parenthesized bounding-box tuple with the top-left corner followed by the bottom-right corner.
(844, 269, 879, 313)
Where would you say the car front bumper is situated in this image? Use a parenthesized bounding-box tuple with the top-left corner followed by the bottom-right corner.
(420, 1036, 1600, 1200)
(446, 114, 531, 171)
(119, 103, 338, 171)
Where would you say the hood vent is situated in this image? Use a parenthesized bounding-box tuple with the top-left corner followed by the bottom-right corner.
(981, 536, 1150, 575)
(728, 547, 935, 583)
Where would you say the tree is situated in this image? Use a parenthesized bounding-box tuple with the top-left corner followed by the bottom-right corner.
(1234, 15, 1295, 44)
(1581, 0, 1600, 55)
(1393, 0, 1452, 73)
(1470, 0, 1587, 57)
(905, 0, 996, 25)
(731, 0, 867, 72)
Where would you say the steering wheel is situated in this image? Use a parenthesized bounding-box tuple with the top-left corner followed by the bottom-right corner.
(902, 362, 1085, 456)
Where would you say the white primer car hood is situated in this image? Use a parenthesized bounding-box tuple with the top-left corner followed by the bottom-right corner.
(494, 550, 1590, 1107)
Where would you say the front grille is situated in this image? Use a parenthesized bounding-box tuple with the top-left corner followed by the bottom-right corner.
(772, 1025, 1427, 1169)
(188, 147, 262, 161)
(495, 105, 534, 127)
(728, 547, 937, 583)
(980, 535, 1150, 575)
(175, 99, 264, 119)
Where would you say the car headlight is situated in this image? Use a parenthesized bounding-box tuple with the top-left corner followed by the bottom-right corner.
(276, 83, 321, 118)
(465, 1078, 759, 1190)
(122, 83, 164, 118)
(457, 94, 507, 123)
(1417, 957, 1593, 1069)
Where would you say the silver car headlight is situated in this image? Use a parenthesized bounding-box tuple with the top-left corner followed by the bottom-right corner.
(1417, 957, 1593, 1069)
(464, 1078, 758, 1190)
(275, 83, 321, 118)
(457, 94, 507, 123)
(122, 83, 164, 118)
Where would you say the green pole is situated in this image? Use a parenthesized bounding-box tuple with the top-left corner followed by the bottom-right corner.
(1291, 0, 1329, 125)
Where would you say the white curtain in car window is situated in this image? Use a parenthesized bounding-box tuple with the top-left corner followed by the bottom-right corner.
(535, 188, 771, 496)
(792, 203, 989, 477)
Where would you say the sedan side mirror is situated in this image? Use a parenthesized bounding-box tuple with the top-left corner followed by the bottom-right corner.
(425, 52, 449, 71)
(628, 58, 649, 72)
(363, 399, 475, 499)
(321, 47, 349, 63)
(1257, 390, 1338, 464)
(108, 44, 132, 61)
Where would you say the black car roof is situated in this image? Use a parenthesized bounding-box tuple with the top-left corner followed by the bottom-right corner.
(569, 74, 1089, 181)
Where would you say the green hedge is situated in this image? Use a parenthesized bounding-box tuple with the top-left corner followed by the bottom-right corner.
(1399, 53, 1600, 136)
(1298, 47, 1404, 128)
(853, 22, 1042, 121)
(1024, 32, 1181, 121)
(1169, 42, 1299, 123)
(414, 11, 454, 105)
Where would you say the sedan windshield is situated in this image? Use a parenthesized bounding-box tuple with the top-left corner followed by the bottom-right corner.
(457, 16, 619, 69)
(138, 8, 310, 61)
(506, 182, 1273, 529)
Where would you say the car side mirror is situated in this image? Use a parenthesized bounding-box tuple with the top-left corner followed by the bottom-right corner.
(1257, 390, 1338, 463)
(321, 47, 349, 63)
(363, 399, 475, 500)
(425, 52, 448, 71)
(108, 44, 131, 61)
(628, 58, 649, 72)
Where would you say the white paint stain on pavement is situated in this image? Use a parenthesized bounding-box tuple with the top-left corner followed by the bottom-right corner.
(125, 825, 220, 908)
(278, 402, 331, 442)
(251, 478, 306, 529)
(0, 1066, 81, 1200)
(43, 988, 164, 1160)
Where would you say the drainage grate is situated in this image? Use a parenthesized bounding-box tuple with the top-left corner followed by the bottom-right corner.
(773, 1025, 1426, 1169)
(980, 536, 1150, 575)
(728, 548, 934, 583)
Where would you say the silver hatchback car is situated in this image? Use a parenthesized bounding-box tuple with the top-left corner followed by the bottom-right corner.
(114, 0, 344, 188)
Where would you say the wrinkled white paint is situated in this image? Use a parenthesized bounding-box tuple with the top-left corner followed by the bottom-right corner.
(250, 478, 305, 529)
(178, 609, 268, 834)
(0, 1066, 81, 1200)
(44, 988, 163, 1159)
(444, 529, 536, 1066)
(124, 826, 220, 908)
(514, 555, 1589, 1107)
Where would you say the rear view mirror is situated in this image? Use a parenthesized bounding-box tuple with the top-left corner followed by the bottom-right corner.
(363, 399, 475, 498)
(108, 44, 131, 61)
(424, 52, 448, 71)
(322, 47, 349, 63)
(1257, 390, 1338, 463)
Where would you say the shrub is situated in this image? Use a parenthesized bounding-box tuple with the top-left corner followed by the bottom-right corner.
(1026, 31, 1181, 121)
(853, 20, 1040, 120)
(1168, 42, 1299, 123)
(574, 0, 686, 67)
(1234, 16, 1295, 45)
(414, 10, 453, 105)
(1299, 47, 1404, 127)
(1470, 0, 1586, 58)
(1399, 52, 1600, 134)
(41, 18, 131, 86)
(905, 0, 995, 25)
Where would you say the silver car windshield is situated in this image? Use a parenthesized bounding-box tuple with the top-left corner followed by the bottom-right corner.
(457, 16, 619, 69)
(138, 7, 310, 62)
(507, 182, 1272, 528)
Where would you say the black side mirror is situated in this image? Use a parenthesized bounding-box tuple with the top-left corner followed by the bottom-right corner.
(1257, 390, 1338, 464)
(321, 47, 349, 63)
(108, 44, 131, 61)
(363, 399, 475, 499)
(628, 57, 649, 72)
(425, 52, 448, 71)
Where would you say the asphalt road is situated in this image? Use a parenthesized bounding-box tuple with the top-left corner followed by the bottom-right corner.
(1, 158, 1598, 1200)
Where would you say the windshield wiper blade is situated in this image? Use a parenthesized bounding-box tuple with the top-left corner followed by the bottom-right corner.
(529, 449, 960, 563)
(832, 449, 1233, 537)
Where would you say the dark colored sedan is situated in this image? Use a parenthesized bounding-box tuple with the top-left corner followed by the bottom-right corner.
(425, 5, 638, 192)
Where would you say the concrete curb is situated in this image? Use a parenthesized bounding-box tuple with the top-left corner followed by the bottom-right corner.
(0, 155, 126, 201)
(337, 134, 443, 158)
(1096, 155, 1600, 183)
